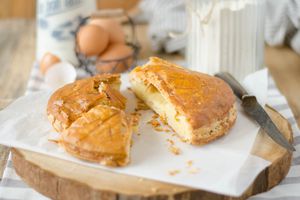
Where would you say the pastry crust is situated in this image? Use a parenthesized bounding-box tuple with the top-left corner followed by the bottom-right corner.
(60, 105, 132, 167)
(189, 105, 237, 145)
(129, 57, 237, 145)
(47, 74, 132, 167)
(47, 74, 126, 132)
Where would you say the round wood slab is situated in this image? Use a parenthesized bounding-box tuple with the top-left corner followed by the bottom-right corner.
(11, 106, 293, 200)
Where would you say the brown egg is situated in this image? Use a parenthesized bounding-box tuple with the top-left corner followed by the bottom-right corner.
(77, 24, 109, 56)
(40, 52, 60, 75)
(96, 43, 133, 74)
(90, 18, 125, 44)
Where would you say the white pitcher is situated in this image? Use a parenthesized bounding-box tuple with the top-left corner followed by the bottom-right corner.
(186, 0, 265, 81)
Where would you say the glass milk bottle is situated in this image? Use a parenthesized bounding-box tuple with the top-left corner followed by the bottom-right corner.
(186, 0, 265, 81)
(36, 0, 97, 65)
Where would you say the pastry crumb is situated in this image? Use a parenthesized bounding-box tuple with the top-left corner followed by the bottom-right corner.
(159, 115, 168, 125)
(180, 137, 189, 143)
(186, 160, 193, 167)
(167, 139, 181, 155)
(48, 139, 59, 144)
(169, 145, 181, 155)
(130, 112, 141, 130)
(166, 139, 174, 145)
(188, 168, 200, 174)
(148, 114, 174, 133)
(154, 127, 164, 132)
(169, 170, 181, 176)
(152, 113, 159, 119)
(147, 119, 161, 127)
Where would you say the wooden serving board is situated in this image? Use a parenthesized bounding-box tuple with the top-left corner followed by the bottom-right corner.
(11, 105, 293, 200)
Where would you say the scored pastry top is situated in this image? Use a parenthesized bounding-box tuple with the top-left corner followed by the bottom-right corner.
(47, 74, 126, 132)
(60, 104, 132, 166)
(130, 57, 235, 129)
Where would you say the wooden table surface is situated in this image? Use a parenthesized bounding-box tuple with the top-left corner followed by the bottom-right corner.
(0, 19, 300, 180)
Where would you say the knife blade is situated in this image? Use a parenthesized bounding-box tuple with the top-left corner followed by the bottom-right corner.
(215, 72, 295, 151)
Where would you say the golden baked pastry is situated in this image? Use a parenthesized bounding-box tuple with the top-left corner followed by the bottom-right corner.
(129, 57, 237, 145)
(60, 105, 132, 167)
(47, 74, 126, 132)
(47, 74, 132, 167)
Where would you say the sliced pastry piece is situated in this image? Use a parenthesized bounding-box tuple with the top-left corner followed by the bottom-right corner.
(129, 57, 237, 145)
(47, 74, 126, 132)
(60, 105, 132, 166)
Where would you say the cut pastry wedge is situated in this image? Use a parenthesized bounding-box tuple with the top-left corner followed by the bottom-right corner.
(129, 57, 237, 145)
(47, 74, 126, 132)
(60, 105, 132, 167)
(47, 74, 132, 167)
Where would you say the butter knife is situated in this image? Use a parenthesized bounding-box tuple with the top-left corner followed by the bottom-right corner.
(215, 72, 295, 151)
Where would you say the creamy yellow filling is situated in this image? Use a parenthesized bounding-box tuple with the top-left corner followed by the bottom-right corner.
(130, 79, 192, 140)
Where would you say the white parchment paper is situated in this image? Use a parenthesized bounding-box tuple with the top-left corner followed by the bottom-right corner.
(0, 72, 270, 197)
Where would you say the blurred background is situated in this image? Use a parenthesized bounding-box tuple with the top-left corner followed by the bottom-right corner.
(0, 0, 139, 18)
(0, 1, 300, 200)
(0, 0, 299, 122)
(0, 0, 300, 197)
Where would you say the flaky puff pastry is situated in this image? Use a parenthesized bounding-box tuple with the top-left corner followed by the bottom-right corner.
(129, 57, 237, 145)
(60, 105, 132, 167)
(47, 74, 126, 132)
(47, 74, 132, 167)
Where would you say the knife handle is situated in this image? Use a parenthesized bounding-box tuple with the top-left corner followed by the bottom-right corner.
(215, 72, 248, 100)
